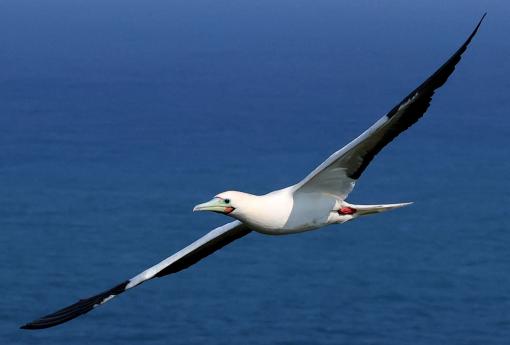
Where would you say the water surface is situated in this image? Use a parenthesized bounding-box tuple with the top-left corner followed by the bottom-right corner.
(1, 1, 509, 344)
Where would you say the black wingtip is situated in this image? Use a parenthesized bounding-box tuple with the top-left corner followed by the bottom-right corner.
(20, 323, 42, 330)
(474, 12, 487, 34)
(20, 280, 129, 330)
(463, 13, 486, 48)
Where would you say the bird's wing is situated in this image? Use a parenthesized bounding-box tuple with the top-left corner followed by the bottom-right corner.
(21, 221, 251, 330)
(293, 14, 485, 199)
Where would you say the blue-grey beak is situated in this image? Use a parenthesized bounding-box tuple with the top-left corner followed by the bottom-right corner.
(193, 198, 234, 214)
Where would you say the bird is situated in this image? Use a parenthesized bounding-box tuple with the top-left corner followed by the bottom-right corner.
(21, 14, 485, 330)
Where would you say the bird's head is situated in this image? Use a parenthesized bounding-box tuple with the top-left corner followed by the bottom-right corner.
(193, 191, 253, 218)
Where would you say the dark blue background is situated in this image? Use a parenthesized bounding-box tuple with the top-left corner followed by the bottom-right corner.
(1, 1, 509, 344)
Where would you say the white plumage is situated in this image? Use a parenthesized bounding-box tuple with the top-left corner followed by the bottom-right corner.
(21, 14, 485, 330)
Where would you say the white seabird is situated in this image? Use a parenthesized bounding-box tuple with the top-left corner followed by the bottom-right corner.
(21, 14, 485, 329)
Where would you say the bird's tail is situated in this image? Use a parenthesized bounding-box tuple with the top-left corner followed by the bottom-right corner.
(348, 202, 413, 216)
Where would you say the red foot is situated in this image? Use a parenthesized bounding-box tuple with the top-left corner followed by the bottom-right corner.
(338, 207, 356, 215)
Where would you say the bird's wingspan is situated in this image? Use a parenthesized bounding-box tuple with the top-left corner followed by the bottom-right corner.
(20, 221, 251, 330)
(293, 14, 485, 199)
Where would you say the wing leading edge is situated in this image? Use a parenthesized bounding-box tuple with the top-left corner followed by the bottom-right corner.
(294, 14, 485, 198)
(21, 221, 251, 329)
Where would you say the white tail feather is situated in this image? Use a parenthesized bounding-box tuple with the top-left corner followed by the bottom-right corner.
(349, 202, 413, 216)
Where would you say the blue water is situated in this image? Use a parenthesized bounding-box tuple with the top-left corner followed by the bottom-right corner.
(1, 1, 509, 344)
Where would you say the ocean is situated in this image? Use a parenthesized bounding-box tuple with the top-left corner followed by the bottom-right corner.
(1, 1, 509, 344)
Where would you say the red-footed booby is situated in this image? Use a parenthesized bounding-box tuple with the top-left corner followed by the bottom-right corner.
(21, 14, 485, 330)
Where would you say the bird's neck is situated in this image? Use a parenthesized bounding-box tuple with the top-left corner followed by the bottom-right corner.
(232, 188, 296, 233)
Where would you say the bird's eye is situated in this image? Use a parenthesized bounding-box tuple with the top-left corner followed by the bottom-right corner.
(224, 199, 230, 204)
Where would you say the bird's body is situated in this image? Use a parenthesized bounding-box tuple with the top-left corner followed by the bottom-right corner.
(209, 188, 411, 235)
(215, 188, 339, 234)
(21, 15, 485, 330)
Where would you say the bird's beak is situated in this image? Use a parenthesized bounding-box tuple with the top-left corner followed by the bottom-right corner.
(193, 198, 234, 214)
